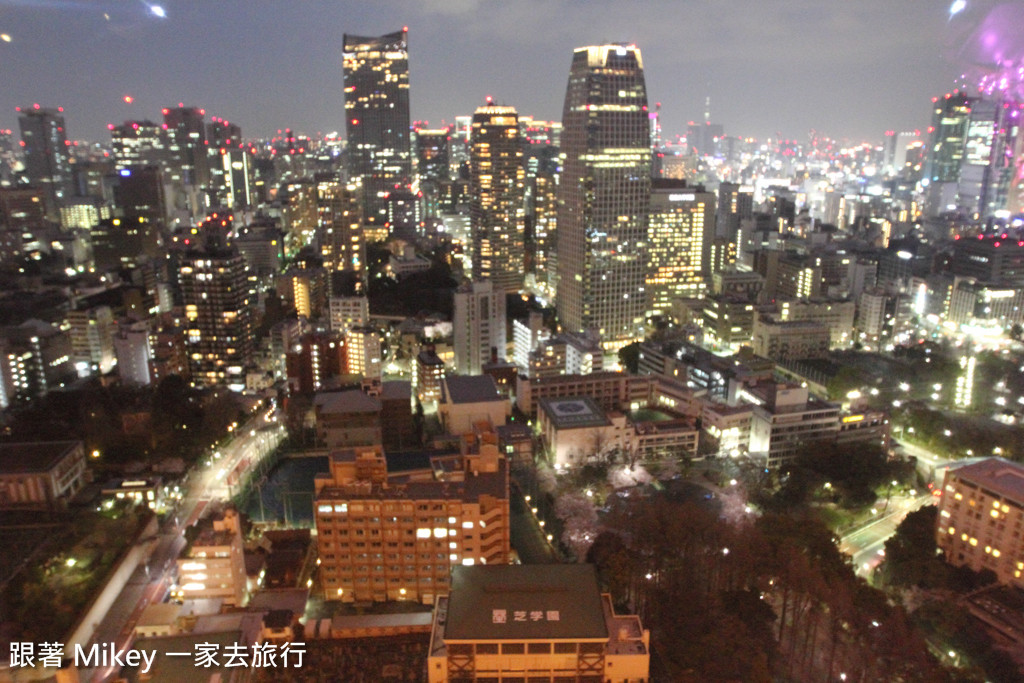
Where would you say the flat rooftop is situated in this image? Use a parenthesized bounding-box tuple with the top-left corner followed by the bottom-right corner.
(443, 375, 503, 404)
(0, 441, 80, 475)
(443, 565, 608, 641)
(538, 396, 610, 430)
(319, 454, 507, 504)
(314, 389, 381, 414)
(950, 457, 1024, 502)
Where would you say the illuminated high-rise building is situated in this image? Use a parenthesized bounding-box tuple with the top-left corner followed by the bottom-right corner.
(17, 106, 73, 218)
(526, 169, 558, 298)
(207, 117, 253, 209)
(180, 244, 254, 388)
(923, 91, 973, 215)
(646, 180, 714, 315)
(111, 120, 169, 171)
(556, 44, 651, 349)
(470, 105, 525, 292)
(317, 179, 364, 277)
(343, 30, 411, 231)
(926, 92, 974, 184)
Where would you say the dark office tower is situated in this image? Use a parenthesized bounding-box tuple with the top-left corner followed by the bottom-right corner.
(113, 166, 167, 226)
(317, 179, 365, 275)
(0, 187, 47, 264)
(163, 106, 210, 188)
(93, 166, 166, 270)
(469, 105, 525, 292)
(207, 117, 242, 148)
(555, 44, 651, 349)
(716, 181, 753, 238)
(180, 245, 254, 388)
(17, 106, 73, 218)
(111, 120, 169, 171)
(646, 180, 715, 315)
(343, 30, 411, 229)
(416, 127, 448, 220)
(416, 128, 450, 184)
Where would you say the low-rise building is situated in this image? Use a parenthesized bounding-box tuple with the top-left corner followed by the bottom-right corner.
(700, 401, 753, 455)
(836, 408, 891, 451)
(314, 444, 510, 604)
(415, 347, 446, 407)
(380, 380, 417, 451)
(538, 396, 626, 467)
(627, 408, 699, 460)
(0, 441, 86, 509)
(314, 389, 383, 448)
(937, 458, 1024, 588)
(746, 382, 840, 468)
(428, 564, 649, 683)
(101, 476, 162, 510)
(752, 314, 830, 362)
(439, 375, 509, 434)
(496, 423, 534, 470)
(527, 331, 603, 379)
(176, 509, 248, 606)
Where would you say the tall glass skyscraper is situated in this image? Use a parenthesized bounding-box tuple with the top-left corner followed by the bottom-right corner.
(343, 29, 412, 232)
(555, 44, 651, 350)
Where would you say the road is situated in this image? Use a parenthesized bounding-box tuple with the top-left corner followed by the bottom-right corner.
(839, 493, 936, 577)
(87, 408, 285, 682)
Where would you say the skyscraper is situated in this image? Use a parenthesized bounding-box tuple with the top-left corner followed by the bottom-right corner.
(555, 44, 651, 350)
(343, 30, 411, 232)
(110, 120, 169, 171)
(163, 106, 210, 188)
(180, 245, 254, 388)
(17, 106, 72, 218)
(316, 179, 364, 278)
(415, 127, 450, 184)
(923, 91, 973, 215)
(646, 180, 715, 314)
(469, 105, 525, 292)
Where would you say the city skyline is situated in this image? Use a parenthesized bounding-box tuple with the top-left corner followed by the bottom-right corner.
(0, 0, 984, 144)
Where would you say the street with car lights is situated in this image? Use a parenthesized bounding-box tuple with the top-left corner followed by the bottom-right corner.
(86, 407, 285, 682)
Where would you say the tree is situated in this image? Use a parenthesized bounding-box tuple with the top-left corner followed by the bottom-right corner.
(618, 341, 641, 374)
(880, 506, 948, 589)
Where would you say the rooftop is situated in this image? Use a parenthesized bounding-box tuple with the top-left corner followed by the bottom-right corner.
(125, 630, 243, 683)
(538, 396, 610, 430)
(314, 389, 381, 414)
(950, 457, 1024, 502)
(319, 453, 507, 504)
(443, 565, 608, 641)
(381, 380, 412, 401)
(0, 441, 81, 475)
(442, 375, 502, 404)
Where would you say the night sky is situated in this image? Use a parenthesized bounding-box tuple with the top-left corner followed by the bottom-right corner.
(0, 0, 985, 145)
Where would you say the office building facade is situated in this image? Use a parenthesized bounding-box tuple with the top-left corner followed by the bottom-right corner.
(343, 30, 412, 230)
(556, 44, 651, 350)
(469, 105, 525, 292)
